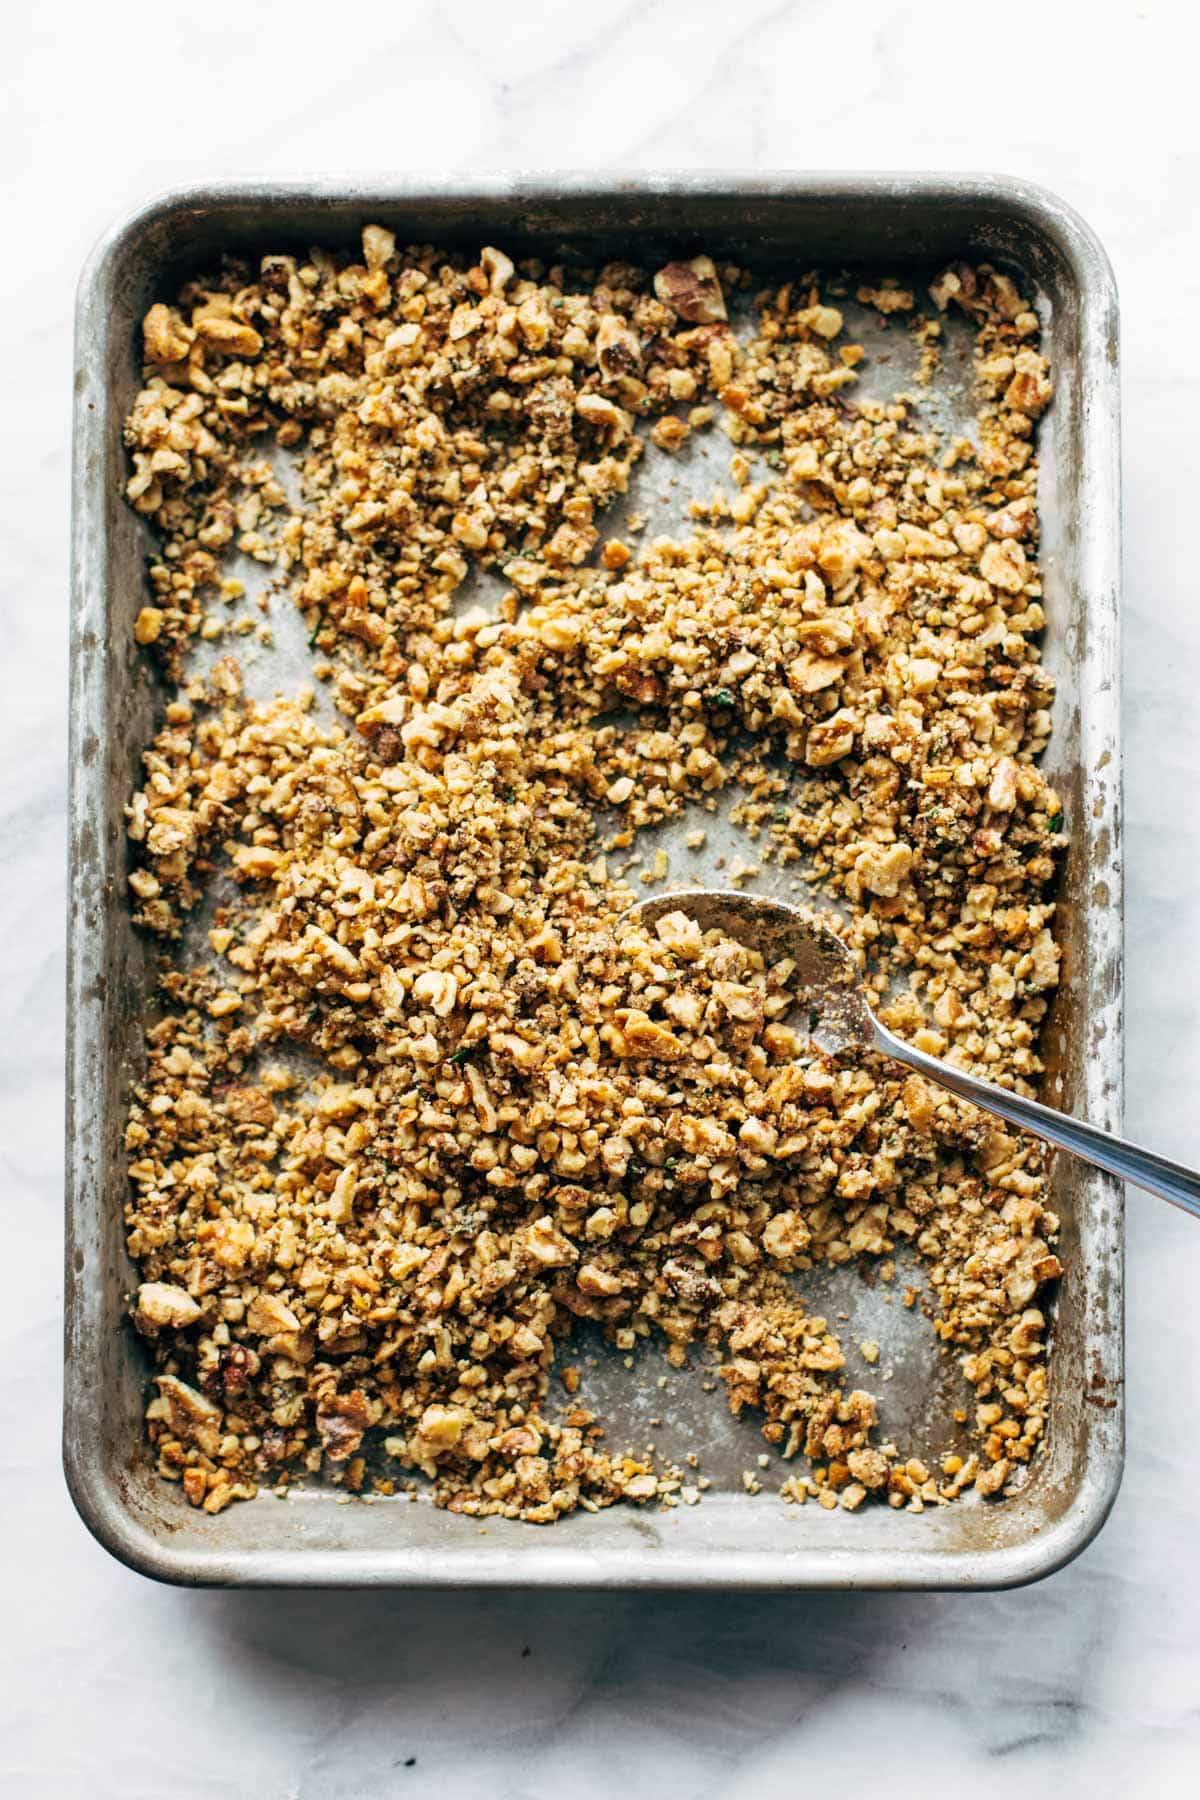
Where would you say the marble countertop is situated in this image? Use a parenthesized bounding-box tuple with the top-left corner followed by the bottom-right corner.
(5, 0, 1200, 1792)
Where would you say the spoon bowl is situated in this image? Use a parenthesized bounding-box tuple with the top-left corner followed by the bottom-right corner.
(627, 888, 874, 1054)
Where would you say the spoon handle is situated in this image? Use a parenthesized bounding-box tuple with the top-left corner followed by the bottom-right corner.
(873, 1022, 1200, 1221)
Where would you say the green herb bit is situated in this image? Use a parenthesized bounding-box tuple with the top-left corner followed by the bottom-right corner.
(449, 1043, 478, 1065)
(1046, 812, 1064, 834)
(714, 688, 734, 707)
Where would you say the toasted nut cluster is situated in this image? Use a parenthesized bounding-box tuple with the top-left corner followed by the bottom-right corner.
(123, 234, 732, 673)
(122, 238, 1062, 1520)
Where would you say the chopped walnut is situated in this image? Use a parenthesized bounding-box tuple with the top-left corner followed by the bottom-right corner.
(135, 1282, 202, 1334)
(121, 241, 1061, 1524)
(142, 304, 193, 365)
(653, 255, 727, 323)
(192, 313, 263, 359)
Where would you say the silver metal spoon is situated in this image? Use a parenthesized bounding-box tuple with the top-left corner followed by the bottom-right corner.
(628, 888, 1200, 1221)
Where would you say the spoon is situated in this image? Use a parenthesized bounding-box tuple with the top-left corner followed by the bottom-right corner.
(628, 888, 1200, 1220)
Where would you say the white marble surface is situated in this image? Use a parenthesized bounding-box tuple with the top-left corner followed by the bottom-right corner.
(4, 0, 1200, 1792)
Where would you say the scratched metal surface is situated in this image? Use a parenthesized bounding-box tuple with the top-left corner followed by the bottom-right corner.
(65, 177, 1123, 1588)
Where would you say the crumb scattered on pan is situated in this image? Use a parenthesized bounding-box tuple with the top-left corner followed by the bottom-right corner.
(122, 236, 1061, 1520)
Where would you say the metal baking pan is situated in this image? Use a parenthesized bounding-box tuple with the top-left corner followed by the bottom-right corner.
(66, 174, 1123, 1589)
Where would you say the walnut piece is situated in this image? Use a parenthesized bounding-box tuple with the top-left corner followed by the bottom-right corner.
(135, 1282, 202, 1334)
(653, 255, 727, 323)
